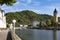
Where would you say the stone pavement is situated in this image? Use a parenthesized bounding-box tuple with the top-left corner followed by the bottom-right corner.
(0, 30, 9, 40)
(0, 29, 21, 40)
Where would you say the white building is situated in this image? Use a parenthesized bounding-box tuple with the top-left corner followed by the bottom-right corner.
(0, 9, 6, 28)
(33, 21, 40, 27)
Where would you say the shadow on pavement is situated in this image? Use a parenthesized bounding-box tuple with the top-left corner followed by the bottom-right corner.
(6, 31, 12, 40)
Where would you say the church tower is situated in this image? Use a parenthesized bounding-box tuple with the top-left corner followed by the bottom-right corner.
(53, 8, 58, 23)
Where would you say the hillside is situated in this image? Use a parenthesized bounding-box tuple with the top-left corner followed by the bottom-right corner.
(5, 10, 53, 27)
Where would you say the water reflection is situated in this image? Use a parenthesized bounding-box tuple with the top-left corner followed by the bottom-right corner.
(16, 29, 34, 40)
(57, 30, 60, 40)
(16, 29, 53, 40)
(53, 30, 57, 40)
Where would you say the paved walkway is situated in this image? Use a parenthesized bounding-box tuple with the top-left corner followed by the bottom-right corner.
(0, 29, 21, 40)
(0, 30, 12, 40)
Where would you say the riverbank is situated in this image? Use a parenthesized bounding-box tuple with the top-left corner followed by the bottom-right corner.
(28, 27, 60, 30)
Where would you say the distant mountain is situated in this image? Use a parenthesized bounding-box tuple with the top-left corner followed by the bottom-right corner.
(5, 10, 54, 27)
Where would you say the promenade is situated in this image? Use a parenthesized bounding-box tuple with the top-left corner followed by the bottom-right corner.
(0, 30, 8, 40)
(0, 29, 12, 40)
(0, 28, 22, 40)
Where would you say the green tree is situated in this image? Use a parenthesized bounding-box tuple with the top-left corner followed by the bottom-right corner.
(0, 0, 16, 27)
(38, 21, 46, 28)
(0, 0, 16, 6)
(46, 19, 51, 26)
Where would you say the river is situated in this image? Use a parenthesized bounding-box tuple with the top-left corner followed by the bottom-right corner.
(15, 29, 60, 40)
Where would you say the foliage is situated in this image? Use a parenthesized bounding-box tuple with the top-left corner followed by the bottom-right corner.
(0, 0, 16, 6)
(6, 23, 10, 28)
(38, 21, 47, 28)
(5, 10, 53, 27)
(46, 19, 51, 26)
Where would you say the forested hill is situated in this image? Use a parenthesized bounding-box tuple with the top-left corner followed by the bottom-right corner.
(5, 10, 53, 27)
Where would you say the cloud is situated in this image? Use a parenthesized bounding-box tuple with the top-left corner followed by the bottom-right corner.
(32, 2, 41, 6)
(20, 0, 32, 4)
(18, 0, 30, 6)
(1, 0, 60, 17)
(19, 0, 40, 6)
(27, 0, 32, 3)
(14, 1, 20, 5)
(30, 9, 41, 13)
(20, 2, 28, 6)
(41, 4, 60, 17)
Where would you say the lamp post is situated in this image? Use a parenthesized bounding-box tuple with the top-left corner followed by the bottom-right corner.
(20, 25, 23, 29)
(10, 23, 13, 30)
(12, 19, 16, 33)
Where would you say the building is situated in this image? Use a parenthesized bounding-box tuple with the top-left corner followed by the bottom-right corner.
(53, 8, 58, 23)
(0, 9, 6, 28)
(33, 21, 40, 27)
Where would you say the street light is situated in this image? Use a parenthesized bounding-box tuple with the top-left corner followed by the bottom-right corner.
(12, 19, 16, 27)
(20, 25, 23, 29)
(12, 19, 16, 33)
(10, 23, 13, 30)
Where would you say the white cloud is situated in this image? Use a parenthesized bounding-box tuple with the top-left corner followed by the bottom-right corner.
(32, 2, 41, 6)
(14, 1, 20, 5)
(19, 0, 30, 6)
(20, 2, 28, 6)
(19, 0, 40, 6)
(27, 0, 32, 3)
(20, 0, 32, 4)
(41, 5, 60, 17)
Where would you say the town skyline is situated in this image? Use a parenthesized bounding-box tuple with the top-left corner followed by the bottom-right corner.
(0, 0, 60, 17)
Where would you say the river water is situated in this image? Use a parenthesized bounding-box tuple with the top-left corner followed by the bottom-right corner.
(15, 29, 60, 40)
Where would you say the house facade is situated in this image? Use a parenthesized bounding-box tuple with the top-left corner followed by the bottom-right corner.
(0, 9, 6, 28)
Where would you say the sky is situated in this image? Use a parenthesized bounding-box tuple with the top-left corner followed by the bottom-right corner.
(0, 0, 60, 17)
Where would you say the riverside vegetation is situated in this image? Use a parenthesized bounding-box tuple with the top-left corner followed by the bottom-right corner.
(5, 10, 60, 28)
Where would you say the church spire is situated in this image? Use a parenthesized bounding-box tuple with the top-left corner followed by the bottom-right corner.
(53, 8, 58, 23)
(54, 8, 57, 13)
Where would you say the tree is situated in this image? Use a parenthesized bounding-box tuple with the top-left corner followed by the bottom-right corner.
(0, 0, 16, 27)
(0, 0, 16, 6)
(38, 21, 47, 28)
(46, 19, 51, 26)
